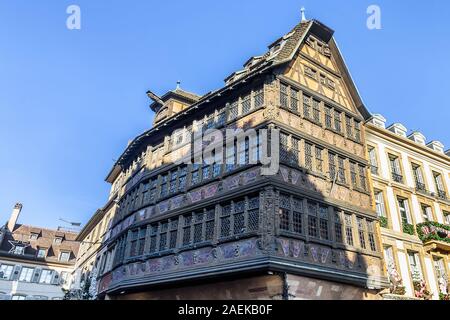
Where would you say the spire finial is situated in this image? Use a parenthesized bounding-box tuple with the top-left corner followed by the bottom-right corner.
(301, 7, 307, 22)
(176, 80, 181, 90)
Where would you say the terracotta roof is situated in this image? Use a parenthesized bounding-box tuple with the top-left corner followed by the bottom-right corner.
(0, 224, 80, 265)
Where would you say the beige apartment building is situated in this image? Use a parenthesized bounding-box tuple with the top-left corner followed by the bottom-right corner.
(366, 114, 450, 300)
(0, 204, 80, 300)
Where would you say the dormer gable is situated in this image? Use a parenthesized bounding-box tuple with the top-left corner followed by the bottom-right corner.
(427, 140, 445, 153)
(408, 131, 426, 145)
(148, 87, 201, 126)
(387, 123, 407, 137)
(369, 114, 386, 129)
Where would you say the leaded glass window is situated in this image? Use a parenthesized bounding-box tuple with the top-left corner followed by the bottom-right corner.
(337, 157, 346, 184)
(334, 211, 343, 243)
(242, 94, 251, 114)
(303, 94, 312, 119)
(191, 164, 200, 185)
(325, 105, 332, 129)
(329, 152, 336, 180)
(280, 133, 289, 163)
(160, 174, 168, 198)
(217, 108, 226, 127)
(305, 142, 313, 171)
(234, 200, 245, 235)
(319, 206, 329, 240)
(280, 84, 288, 108)
(367, 221, 376, 251)
(205, 209, 215, 241)
(149, 224, 158, 253)
(346, 115, 353, 138)
(178, 166, 187, 191)
(169, 220, 178, 249)
(345, 214, 354, 246)
(254, 87, 264, 107)
(315, 147, 323, 173)
(308, 202, 318, 238)
(354, 121, 361, 142)
(220, 205, 232, 238)
(357, 217, 366, 250)
(228, 101, 238, 121)
(169, 170, 177, 194)
(193, 213, 204, 243)
(334, 110, 342, 133)
(359, 165, 367, 191)
(202, 162, 210, 181)
(182, 215, 192, 246)
(312, 99, 321, 123)
(290, 87, 299, 112)
(350, 162, 358, 188)
(248, 196, 260, 232)
(291, 137, 300, 165)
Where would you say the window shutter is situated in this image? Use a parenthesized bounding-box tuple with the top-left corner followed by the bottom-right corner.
(32, 267, 42, 283)
(393, 159, 401, 175)
(403, 200, 412, 224)
(369, 149, 377, 167)
(51, 271, 60, 285)
(435, 174, 444, 191)
(11, 265, 22, 281)
(376, 193, 386, 217)
(426, 207, 433, 220)
(416, 168, 425, 184)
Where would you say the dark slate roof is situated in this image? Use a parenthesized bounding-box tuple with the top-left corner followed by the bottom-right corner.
(149, 88, 202, 112)
(225, 20, 312, 84)
(0, 224, 80, 265)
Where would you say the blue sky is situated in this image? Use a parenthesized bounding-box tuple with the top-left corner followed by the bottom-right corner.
(0, 0, 449, 229)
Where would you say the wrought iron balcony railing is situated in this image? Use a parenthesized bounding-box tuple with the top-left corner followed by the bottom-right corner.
(392, 173, 404, 184)
(437, 190, 447, 201)
(415, 182, 427, 193)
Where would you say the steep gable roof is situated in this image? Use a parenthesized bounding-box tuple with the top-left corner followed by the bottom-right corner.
(109, 18, 370, 172)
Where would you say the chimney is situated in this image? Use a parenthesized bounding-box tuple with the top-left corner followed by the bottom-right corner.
(7, 203, 22, 231)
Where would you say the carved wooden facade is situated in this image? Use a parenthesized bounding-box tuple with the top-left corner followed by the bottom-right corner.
(93, 18, 389, 299)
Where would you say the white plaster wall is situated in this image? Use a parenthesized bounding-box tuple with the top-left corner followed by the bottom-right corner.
(397, 251, 413, 296)
(386, 187, 401, 232)
(424, 257, 439, 300)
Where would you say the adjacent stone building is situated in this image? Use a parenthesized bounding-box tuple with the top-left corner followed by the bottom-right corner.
(0, 203, 80, 300)
(83, 16, 391, 300)
(366, 115, 450, 299)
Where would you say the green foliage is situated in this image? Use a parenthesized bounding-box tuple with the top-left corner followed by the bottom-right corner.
(379, 216, 388, 228)
(416, 221, 450, 244)
(439, 293, 450, 300)
(402, 223, 415, 235)
(62, 277, 93, 300)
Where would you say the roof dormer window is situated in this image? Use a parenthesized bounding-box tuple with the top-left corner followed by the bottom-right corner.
(13, 245, 25, 255)
(29, 232, 39, 241)
(54, 236, 64, 244)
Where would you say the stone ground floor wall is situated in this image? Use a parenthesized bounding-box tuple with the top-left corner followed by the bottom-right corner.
(107, 273, 381, 300)
(286, 274, 380, 300)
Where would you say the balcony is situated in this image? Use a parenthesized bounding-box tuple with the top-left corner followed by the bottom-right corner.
(415, 182, 426, 192)
(437, 190, 447, 201)
(402, 222, 415, 235)
(392, 173, 404, 184)
(416, 222, 450, 252)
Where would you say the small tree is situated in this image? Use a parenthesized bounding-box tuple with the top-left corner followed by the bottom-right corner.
(62, 277, 92, 300)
